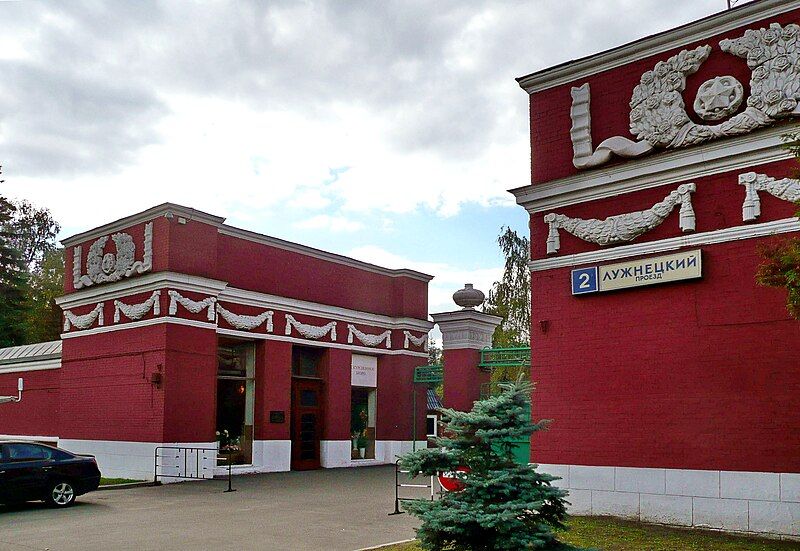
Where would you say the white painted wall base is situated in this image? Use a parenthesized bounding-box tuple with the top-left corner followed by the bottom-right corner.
(320, 440, 428, 468)
(59, 439, 217, 483)
(536, 463, 800, 538)
(59, 439, 294, 482)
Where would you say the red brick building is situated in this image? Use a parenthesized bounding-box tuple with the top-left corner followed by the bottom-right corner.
(512, 0, 800, 537)
(0, 203, 432, 480)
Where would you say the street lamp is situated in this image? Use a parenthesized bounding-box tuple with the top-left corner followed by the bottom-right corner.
(0, 378, 23, 404)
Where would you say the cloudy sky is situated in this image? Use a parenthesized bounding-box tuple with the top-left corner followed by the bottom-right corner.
(0, 0, 748, 320)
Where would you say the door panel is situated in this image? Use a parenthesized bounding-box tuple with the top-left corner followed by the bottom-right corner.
(291, 379, 324, 470)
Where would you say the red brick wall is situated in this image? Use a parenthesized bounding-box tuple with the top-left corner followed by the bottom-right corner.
(162, 324, 217, 442)
(0, 369, 60, 437)
(528, 9, 800, 185)
(530, 236, 800, 472)
(58, 325, 169, 442)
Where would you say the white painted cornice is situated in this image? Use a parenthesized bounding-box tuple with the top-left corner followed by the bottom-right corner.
(218, 225, 434, 283)
(61, 203, 225, 247)
(57, 315, 429, 357)
(55, 272, 229, 309)
(516, 0, 800, 94)
(511, 125, 796, 213)
(431, 309, 503, 350)
(218, 287, 433, 332)
(0, 358, 61, 374)
(56, 270, 432, 333)
(60, 316, 217, 339)
(529, 217, 800, 272)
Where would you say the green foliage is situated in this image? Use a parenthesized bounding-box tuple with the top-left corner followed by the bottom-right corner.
(399, 380, 587, 551)
(0, 166, 64, 345)
(484, 227, 531, 347)
(756, 234, 800, 319)
(7, 199, 61, 268)
(0, 195, 28, 347)
(758, 132, 800, 319)
(24, 247, 64, 342)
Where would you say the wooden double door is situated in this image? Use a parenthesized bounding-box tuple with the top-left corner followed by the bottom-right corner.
(290, 378, 324, 470)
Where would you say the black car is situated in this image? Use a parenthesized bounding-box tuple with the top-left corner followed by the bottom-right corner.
(0, 441, 101, 507)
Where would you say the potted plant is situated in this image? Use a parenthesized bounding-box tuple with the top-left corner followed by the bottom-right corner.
(351, 431, 360, 452)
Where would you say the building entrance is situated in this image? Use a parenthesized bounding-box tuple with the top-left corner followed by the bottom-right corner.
(290, 346, 325, 470)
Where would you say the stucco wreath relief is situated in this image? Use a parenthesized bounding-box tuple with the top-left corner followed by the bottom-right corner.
(73, 222, 153, 288)
(571, 23, 800, 169)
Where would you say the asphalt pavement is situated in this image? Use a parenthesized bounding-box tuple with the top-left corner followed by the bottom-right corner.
(0, 465, 422, 551)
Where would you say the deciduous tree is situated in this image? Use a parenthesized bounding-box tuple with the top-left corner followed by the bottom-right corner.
(484, 226, 531, 347)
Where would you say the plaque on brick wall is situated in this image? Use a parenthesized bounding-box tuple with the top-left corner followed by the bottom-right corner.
(269, 411, 285, 424)
(572, 249, 702, 295)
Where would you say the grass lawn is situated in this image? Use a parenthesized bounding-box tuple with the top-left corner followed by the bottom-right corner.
(99, 477, 144, 486)
(382, 516, 800, 550)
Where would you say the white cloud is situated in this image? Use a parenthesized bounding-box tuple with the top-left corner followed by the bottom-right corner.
(294, 214, 364, 233)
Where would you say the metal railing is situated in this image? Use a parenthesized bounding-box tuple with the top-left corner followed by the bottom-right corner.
(478, 346, 531, 370)
(389, 458, 438, 516)
(153, 446, 235, 492)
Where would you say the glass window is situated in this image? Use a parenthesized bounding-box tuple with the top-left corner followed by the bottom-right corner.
(350, 387, 376, 460)
(217, 342, 256, 466)
(292, 347, 323, 378)
(426, 415, 438, 438)
(6, 443, 53, 460)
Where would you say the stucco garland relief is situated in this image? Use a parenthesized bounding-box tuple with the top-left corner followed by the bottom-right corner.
(285, 314, 337, 341)
(739, 172, 800, 222)
(347, 324, 391, 348)
(217, 304, 274, 332)
(167, 290, 217, 322)
(73, 222, 153, 289)
(544, 183, 696, 255)
(403, 330, 429, 352)
(63, 303, 104, 332)
(570, 23, 800, 169)
(114, 291, 161, 323)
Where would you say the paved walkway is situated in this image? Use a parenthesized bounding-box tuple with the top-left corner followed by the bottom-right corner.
(0, 465, 421, 551)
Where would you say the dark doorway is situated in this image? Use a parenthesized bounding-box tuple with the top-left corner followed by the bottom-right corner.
(290, 347, 325, 470)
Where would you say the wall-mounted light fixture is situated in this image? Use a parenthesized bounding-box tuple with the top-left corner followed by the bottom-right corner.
(0, 378, 23, 404)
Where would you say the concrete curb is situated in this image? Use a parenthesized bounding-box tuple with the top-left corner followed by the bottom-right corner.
(97, 481, 159, 491)
(353, 539, 415, 551)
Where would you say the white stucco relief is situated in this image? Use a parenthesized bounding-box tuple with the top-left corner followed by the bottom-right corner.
(73, 222, 153, 289)
(570, 83, 655, 169)
(739, 172, 800, 222)
(544, 183, 696, 254)
(403, 330, 429, 351)
(570, 23, 800, 169)
(63, 303, 104, 331)
(167, 290, 217, 321)
(217, 304, 274, 332)
(347, 324, 391, 348)
(114, 291, 161, 323)
(284, 314, 337, 341)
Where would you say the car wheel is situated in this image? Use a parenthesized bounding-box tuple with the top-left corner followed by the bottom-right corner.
(45, 481, 76, 507)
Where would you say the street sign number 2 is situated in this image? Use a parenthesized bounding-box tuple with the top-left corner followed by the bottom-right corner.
(571, 267, 599, 295)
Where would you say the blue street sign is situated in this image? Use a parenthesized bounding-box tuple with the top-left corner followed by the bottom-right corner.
(571, 266, 599, 295)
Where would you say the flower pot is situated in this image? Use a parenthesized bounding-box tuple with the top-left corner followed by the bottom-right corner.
(352, 439, 358, 451)
(359, 448, 366, 459)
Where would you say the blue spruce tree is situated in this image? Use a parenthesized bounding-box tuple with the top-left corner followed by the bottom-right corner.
(399, 379, 587, 551)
